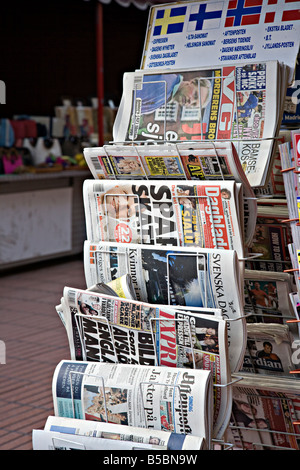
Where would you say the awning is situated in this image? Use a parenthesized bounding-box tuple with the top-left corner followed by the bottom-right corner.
(97, 0, 176, 10)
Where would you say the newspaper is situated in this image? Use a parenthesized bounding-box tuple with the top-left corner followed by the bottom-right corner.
(226, 374, 300, 450)
(241, 323, 296, 377)
(33, 416, 206, 450)
(112, 62, 281, 187)
(52, 360, 213, 447)
(83, 240, 246, 373)
(246, 210, 293, 272)
(83, 179, 245, 260)
(88, 274, 137, 301)
(57, 286, 231, 440)
(244, 269, 295, 324)
(83, 140, 257, 247)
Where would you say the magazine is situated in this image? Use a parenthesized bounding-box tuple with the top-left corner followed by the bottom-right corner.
(244, 268, 295, 324)
(226, 374, 300, 450)
(52, 360, 213, 447)
(241, 323, 296, 377)
(83, 140, 257, 247)
(83, 179, 245, 260)
(112, 62, 281, 187)
(33, 416, 206, 450)
(83, 240, 246, 373)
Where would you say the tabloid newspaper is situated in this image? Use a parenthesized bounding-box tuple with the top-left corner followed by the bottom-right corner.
(226, 374, 300, 450)
(112, 62, 281, 187)
(83, 240, 246, 373)
(56, 286, 231, 440)
(246, 207, 293, 272)
(52, 360, 213, 448)
(83, 179, 245, 260)
(33, 416, 206, 450)
(241, 323, 296, 377)
(83, 140, 257, 247)
(244, 269, 295, 324)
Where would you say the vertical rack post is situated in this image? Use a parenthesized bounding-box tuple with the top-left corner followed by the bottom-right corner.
(96, 2, 104, 146)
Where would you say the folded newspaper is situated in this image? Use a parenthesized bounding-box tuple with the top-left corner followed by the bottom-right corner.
(83, 240, 246, 373)
(226, 374, 300, 450)
(83, 140, 257, 247)
(57, 286, 231, 440)
(112, 62, 282, 187)
(244, 269, 295, 324)
(33, 416, 206, 450)
(241, 323, 296, 377)
(52, 360, 213, 447)
(83, 179, 245, 260)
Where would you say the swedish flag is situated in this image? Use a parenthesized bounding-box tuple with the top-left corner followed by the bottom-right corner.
(153, 6, 187, 36)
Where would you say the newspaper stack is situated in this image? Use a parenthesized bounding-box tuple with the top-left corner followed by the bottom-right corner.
(226, 374, 300, 450)
(112, 61, 286, 188)
(33, 416, 206, 450)
(56, 286, 232, 440)
(83, 240, 246, 373)
(83, 179, 245, 261)
(52, 360, 214, 447)
(84, 140, 257, 247)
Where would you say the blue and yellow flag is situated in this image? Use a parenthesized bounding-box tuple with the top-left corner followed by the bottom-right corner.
(153, 6, 187, 36)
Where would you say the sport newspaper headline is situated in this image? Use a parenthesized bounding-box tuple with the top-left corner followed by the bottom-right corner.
(83, 179, 245, 261)
(112, 62, 279, 187)
(83, 141, 257, 247)
(83, 241, 246, 374)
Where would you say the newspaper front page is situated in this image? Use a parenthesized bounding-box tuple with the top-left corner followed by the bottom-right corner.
(83, 241, 246, 373)
(84, 140, 257, 247)
(226, 374, 300, 450)
(33, 415, 206, 450)
(83, 179, 245, 260)
(112, 62, 280, 187)
(52, 361, 213, 447)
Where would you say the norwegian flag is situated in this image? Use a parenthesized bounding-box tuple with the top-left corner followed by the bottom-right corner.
(225, 0, 263, 27)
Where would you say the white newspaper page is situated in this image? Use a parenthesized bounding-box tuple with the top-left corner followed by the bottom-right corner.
(52, 361, 213, 447)
(42, 415, 206, 450)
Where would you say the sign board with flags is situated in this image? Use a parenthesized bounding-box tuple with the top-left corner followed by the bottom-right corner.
(141, 0, 300, 83)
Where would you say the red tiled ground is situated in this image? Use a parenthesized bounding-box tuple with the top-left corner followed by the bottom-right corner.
(0, 256, 86, 450)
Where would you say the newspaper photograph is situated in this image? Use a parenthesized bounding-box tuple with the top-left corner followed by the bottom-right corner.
(244, 269, 295, 324)
(33, 415, 206, 450)
(83, 241, 246, 373)
(52, 360, 213, 446)
(83, 179, 245, 260)
(226, 375, 300, 450)
(58, 287, 232, 439)
(112, 62, 280, 187)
